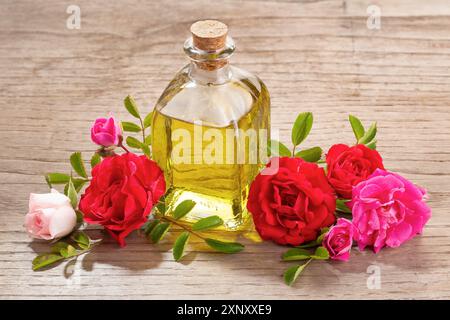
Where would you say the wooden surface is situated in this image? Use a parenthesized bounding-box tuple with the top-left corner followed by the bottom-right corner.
(1, 0, 450, 299)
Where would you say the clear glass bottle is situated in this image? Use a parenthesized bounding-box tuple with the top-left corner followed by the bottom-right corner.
(152, 20, 270, 230)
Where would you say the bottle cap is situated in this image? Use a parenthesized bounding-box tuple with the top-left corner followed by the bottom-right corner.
(190, 20, 228, 51)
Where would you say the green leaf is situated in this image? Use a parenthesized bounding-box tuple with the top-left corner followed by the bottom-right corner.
(204, 238, 244, 253)
(126, 136, 143, 149)
(67, 179, 78, 209)
(70, 152, 88, 178)
(192, 216, 224, 231)
(366, 139, 377, 150)
(315, 227, 330, 245)
(144, 134, 152, 146)
(60, 244, 77, 258)
(75, 210, 84, 223)
(141, 144, 151, 158)
(143, 112, 153, 129)
(311, 246, 330, 260)
(282, 248, 311, 261)
(32, 254, 64, 271)
(121, 121, 142, 132)
(291, 112, 313, 147)
(50, 242, 69, 254)
(150, 222, 171, 243)
(284, 262, 309, 286)
(268, 139, 291, 157)
(297, 241, 320, 249)
(336, 199, 352, 213)
(349, 115, 365, 141)
(172, 200, 196, 220)
(64, 178, 86, 195)
(46, 173, 70, 184)
(156, 197, 166, 215)
(295, 146, 322, 162)
(358, 122, 377, 145)
(71, 231, 90, 250)
(143, 219, 160, 235)
(124, 95, 141, 119)
(173, 231, 190, 261)
(90, 153, 101, 168)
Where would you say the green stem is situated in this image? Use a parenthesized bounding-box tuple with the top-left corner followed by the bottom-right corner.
(292, 145, 296, 156)
(139, 117, 146, 144)
(304, 258, 313, 268)
(158, 215, 206, 240)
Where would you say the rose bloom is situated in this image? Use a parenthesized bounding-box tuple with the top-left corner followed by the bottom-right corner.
(322, 218, 354, 261)
(326, 144, 384, 199)
(247, 157, 336, 246)
(91, 115, 122, 147)
(25, 189, 77, 240)
(79, 153, 165, 246)
(351, 169, 431, 253)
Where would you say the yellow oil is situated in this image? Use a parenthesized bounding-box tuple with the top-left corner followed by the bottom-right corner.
(152, 78, 270, 230)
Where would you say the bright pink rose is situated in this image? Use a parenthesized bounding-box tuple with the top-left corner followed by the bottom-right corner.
(351, 169, 431, 253)
(25, 189, 77, 240)
(322, 218, 354, 261)
(91, 115, 122, 147)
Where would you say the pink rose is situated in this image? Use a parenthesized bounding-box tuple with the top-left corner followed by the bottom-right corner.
(24, 189, 77, 240)
(91, 115, 122, 147)
(323, 218, 354, 261)
(351, 169, 431, 253)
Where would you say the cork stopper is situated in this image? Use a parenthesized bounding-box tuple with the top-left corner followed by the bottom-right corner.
(190, 20, 228, 51)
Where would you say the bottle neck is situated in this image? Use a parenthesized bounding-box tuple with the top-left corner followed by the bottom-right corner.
(184, 35, 235, 85)
(188, 61, 231, 85)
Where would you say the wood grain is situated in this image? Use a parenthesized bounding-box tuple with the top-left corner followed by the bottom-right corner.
(1, 0, 449, 299)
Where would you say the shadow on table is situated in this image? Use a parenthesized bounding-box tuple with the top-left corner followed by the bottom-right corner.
(28, 230, 165, 278)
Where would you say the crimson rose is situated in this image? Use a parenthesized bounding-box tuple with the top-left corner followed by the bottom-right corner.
(79, 152, 165, 246)
(247, 157, 336, 246)
(326, 144, 384, 199)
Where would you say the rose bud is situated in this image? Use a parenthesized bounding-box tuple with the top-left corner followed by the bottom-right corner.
(90, 115, 122, 147)
(351, 169, 431, 253)
(24, 189, 77, 240)
(326, 144, 384, 199)
(323, 218, 354, 261)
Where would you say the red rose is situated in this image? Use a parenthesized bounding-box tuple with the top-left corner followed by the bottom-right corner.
(247, 157, 336, 246)
(326, 144, 384, 199)
(79, 153, 165, 246)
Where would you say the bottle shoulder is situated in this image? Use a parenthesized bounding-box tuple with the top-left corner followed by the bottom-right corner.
(154, 64, 269, 128)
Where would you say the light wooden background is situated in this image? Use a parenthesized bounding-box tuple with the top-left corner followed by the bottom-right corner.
(1, 0, 449, 299)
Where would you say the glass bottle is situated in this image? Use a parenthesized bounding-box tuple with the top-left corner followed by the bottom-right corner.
(152, 20, 270, 230)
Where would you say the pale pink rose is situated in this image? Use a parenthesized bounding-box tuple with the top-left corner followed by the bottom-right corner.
(350, 169, 431, 253)
(24, 189, 77, 240)
(90, 115, 122, 147)
(323, 218, 354, 261)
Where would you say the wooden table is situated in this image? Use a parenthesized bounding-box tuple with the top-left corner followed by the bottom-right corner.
(1, 0, 449, 299)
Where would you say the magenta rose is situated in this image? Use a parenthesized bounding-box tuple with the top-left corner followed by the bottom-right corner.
(350, 169, 431, 253)
(91, 115, 122, 147)
(322, 218, 354, 261)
